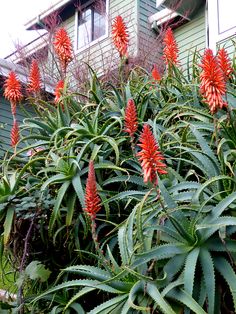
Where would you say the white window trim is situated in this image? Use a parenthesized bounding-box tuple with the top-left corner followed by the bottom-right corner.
(74, 0, 109, 54)
(207, 0, 236, 53)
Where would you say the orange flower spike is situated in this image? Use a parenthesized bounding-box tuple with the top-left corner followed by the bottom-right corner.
(217, 48, 233, 80)
(54, 80, 64, 104)
(137, 124, 167, 186)
(163, 27, 179, 66)
(124, 99, 138, 139)
(111, 15, 129, 57)
(4, 71, 23, 116)
(11, 119, 20, 147)
(152, 64, 161, 81)
(27, 59, 42, 94)
(84, 161, 101, 219)
(200, 48, 227, 114)
(54, 28, 73, 72)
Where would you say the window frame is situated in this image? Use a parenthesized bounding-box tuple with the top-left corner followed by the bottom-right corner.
(74, 0, 109, 53)
(207, 0, 236, 53)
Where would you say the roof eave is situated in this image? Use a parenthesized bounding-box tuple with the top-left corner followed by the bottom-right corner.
(24, 0, 72, 30)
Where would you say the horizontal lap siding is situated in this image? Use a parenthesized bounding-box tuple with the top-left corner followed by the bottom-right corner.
(174, 7, 206, 70)
(218, 36, 236, 57)
(62, 0, 138, 80)
(138, 0, 161, 70)
(0, 96, 35, 154)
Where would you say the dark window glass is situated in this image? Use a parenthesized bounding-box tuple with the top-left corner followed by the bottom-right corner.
(78, 0, 106, 49)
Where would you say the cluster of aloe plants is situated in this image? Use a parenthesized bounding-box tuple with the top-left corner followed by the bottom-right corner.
(1, 21, 236, 313)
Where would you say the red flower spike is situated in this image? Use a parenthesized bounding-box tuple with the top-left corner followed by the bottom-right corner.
(11, 119, 20, 147)
(4, 71, 23, 116)
(200, 49, 227, 114)
(152, 64, 161, 81)
(111, 15, 129, 57)
(217, 48, 233, 80)
(54, 28, 73, 72)
(84, 161, 101, 219)
(27, 59, 42, 94)
(124, 99, 138, 138)
(163, 27, 179, 66)
(137, 124, 167, 186)
(54, 80, 64, 104)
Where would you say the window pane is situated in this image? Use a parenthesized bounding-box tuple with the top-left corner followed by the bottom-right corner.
(78, 8, 92, 49)
(93, 10, 106, 40)
(218, 0, 236, 33)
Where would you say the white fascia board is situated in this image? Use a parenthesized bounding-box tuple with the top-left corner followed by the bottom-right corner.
(25, 0, 72, 30)
(149, 8, 179, 25)
(156, 0, 165, 8)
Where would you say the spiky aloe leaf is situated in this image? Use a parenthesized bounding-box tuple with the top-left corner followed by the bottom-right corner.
(163, 255, 186, 282)
(214, 256, 236, 312)
(118, 226, 130, 265)
(199, 248, 215, 314)
(32, 279, 124, 304)
(146, 282, 176, 314)
(192, 176, 235, 205)
(105, 190, 149, 204)
(167, 288, 207, 314)
(3, 206, 14, 245)
(49, 181, 70, 233)
(207, 238, 236, 252)
(102, 175, 146, 187)
(132, 243, 190, 268)
(63, 287, 95, 312)
(88, 294, 128, 314)
(128, 281, 150, 312)
(190, 125, 220, 170)
(198, 217, 236, 242)
(64, 265, 112, 281)
(72, 173, 85, 208)
(184, 248, 200, 297)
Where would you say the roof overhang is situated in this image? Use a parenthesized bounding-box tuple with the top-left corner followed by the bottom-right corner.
(0, 58, 54, 94)
(25, 0, 75, 30)
(150, 0, 205, 30)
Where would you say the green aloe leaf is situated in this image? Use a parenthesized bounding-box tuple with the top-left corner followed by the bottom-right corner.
(3, 206, 14, 245)
(184, 248, 200, 297)
(132, 243, 190, 268)
(49, 181, 70, 233)
(167, 288, 207, 314)
(88, 294, 128, 314)
(214, 256, 236, 312)
(199, 249, 215, 314)
(146, 282, 176, 314)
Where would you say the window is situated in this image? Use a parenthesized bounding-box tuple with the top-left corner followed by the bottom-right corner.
(208, 0, 236, 52)
(75, 0, 108, 51)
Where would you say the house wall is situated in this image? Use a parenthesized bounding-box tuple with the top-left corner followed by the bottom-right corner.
(58, 0, 138, 80)
(174, 1, 236, 70)
(137, 0, 162, 69)
(217, 36, 236, 57)
(0, 95, 35, 154)
(174, 5, 206, 70)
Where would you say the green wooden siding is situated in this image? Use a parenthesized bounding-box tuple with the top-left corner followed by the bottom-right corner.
(174, 6, 206, 69)
(137, 0, 161, 68)
(217, 36, 236, 57)
(60, 0, 138, 76)
(0, 96, 35, 154)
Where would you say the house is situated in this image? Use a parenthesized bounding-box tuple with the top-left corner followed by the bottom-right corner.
(0, 58, 54, 154)
(1, 0, 235, 152)
(5, 0, 236, 78)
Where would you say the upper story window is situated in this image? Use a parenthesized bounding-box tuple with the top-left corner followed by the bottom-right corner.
(208, 0, 236, 52)
(75, 0, 108, 51)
